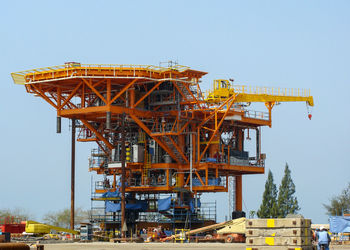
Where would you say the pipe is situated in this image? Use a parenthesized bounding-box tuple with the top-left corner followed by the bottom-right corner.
(121, 113, 126, 237)
(71, 118, 76, 230)
(56, 116, 61, 133)
(106, 111, 111, 130)
(0, 243, 30, 249)
(190, 133, 193, 192)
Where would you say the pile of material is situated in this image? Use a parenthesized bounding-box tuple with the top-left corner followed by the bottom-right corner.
(246, 218, 313, 250)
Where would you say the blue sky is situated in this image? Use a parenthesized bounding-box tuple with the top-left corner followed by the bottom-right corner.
(1, 0, 349, 224)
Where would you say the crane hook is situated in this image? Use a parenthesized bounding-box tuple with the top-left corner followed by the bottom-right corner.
(306, 103, 312, 120)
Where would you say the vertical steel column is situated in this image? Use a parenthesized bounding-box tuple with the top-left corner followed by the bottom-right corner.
(256, 128, 260, 161)
(112, 212, 116, 238)
(70, 118, 76, 230)
(190, 133, 193, 192)
(121, 113, 126, 237)
(56, 117, 61, 133)
(235, 175, 242, 211)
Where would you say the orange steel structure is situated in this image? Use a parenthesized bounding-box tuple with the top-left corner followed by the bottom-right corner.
(12, 62, 313, 230)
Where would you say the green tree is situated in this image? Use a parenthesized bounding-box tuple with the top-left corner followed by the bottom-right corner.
(257, 170, 278, 218)
(249, 210, 256, 219)
(277, 163, 300, 217)
(324, 183, 350, 216)
(43, 208, 90, 228)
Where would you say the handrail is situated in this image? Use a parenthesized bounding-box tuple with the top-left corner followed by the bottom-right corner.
(11, 63, 191, 85)
(206, 83, 311, 99)
(233, 85, 311, 97)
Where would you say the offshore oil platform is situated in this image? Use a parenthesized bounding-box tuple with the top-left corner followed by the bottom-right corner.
(12, 62, 313, 236)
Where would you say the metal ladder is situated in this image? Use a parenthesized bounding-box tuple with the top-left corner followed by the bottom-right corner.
(143, 150, 151, 185)
(138, 131, 146, 144)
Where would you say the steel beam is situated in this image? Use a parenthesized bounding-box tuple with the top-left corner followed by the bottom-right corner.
(70, 118, 76, 230)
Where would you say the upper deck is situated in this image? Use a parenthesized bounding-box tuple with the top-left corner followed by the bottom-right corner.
(11, 63, 207, 86)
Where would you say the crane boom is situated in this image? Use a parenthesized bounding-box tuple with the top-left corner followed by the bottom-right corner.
(25, 220, 79, 235)
(206, 79, 314, 106)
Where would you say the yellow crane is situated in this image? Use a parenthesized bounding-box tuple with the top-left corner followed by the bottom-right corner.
(206, 79, 314, 119)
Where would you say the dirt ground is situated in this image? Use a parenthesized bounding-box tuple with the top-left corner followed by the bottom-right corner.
(42, 242, 350, 250)
(43, 242, 245, 250)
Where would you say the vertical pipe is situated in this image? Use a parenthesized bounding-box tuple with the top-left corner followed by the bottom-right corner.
(197, 128, 200, 164)
(56, 116, 61, 133)
(70, 118, 76, 230)
(166, 169, 169, 187)
(192, 133, 196, 165)
(190, 133, 193, 192)
(57, 86, 62, 134)
(228, 145, 230, 165)
(106, 111, 111, 130)
(120, 113, 126, 237)
(205, 167, 208, 186)
(256, 128, 260, 161)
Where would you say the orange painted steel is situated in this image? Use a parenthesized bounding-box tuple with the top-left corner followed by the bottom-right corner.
(235, 175, 243, 211)
(13, 63, 313, 215)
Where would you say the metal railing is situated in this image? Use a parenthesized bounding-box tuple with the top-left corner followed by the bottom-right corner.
(233, 85, 311, 97)
(244, 109, 269, 120)
(89, 148, 107, 169)
(90, 202, 217, 223)
(205, 84, 311, 99)
(11, 63, 191, 85)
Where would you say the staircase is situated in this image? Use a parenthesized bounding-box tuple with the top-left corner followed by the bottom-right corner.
(161, 136, 185, 164)
(176, 82, 194, 101)
(159, 210, 174, 219)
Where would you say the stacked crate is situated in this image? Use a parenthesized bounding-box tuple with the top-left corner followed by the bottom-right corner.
(246, 218, 314, 250)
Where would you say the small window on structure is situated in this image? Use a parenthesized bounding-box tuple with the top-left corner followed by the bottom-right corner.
(221, 81, 227, 88)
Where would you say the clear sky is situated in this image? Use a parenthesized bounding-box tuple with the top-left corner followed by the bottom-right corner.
(1, 0, 349, 224)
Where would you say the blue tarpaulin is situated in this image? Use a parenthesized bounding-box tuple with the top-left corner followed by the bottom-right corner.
(330, 216, 350, 233)
(105, 200, 148, 212)
(127, 201, 148, 211)
(158, 197, 172, 211)
(206, 158, 217, 163)
(192, 178, 221, 186)
(106, 201, 121, 212)
(189, 198, 201, 213)
(102, 190, 120, 198)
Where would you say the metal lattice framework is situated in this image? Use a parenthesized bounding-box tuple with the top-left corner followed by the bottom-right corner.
(12, 62, 314, 222)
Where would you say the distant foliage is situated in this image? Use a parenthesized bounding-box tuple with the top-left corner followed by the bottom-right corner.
(0, 208, 32, 222)
(257, 170, 278, 218)
(277, 163, 300, 217)
(324, 183, 350, 216)
(42, 208, 90, 228)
